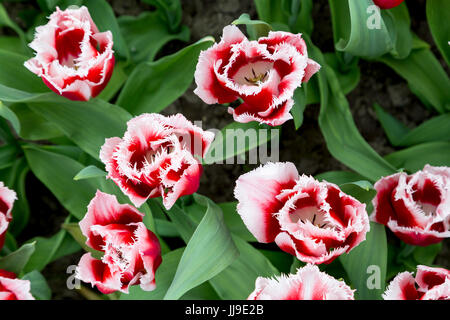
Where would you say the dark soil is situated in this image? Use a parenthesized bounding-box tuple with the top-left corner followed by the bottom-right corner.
(1, 0, 448, 299)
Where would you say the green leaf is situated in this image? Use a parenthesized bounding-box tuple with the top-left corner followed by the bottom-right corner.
(0, 101, 20, 134)
(0, 4, 29, 53)
(0, 50, 47, 93)
(426, 0, 450, 65)
(118, 11, 189, 63)
(164, 195, 239, 300)
(291, 86, 307, 130)
(413, 243, 442, 266)
(218, 202, 256, 242)
(74, 165, 107, 181)
(375, 103, 450, 147)
(203, 121, 279, 165)
(27, 96, 131, 160)
(233, 13, 272, 39)
(310, 43, 396, 182)
(379, 43, 450, 114)
(384, 3, 412, 59)
(142, 0, 183, 33)
(373, 103, 410, 146)
(384, 142, 450, 173)
(329, 0, 393, 59)
(339, 222, 387, 300)
(117, 37, 213, 115)
(22, 271, 52, 300)
(83, 0, 130, 60)
(315, 170, 367, 185)
(209, 235, 279, 300)
(0, 242, 35, 275)
(0, 144, 18, 170)
(23, 146, 97, 219)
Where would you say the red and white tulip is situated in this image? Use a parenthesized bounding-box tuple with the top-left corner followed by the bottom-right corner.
(248, 264, 354, 300)
(24, 6, 114, 101)
(76, 191, 162, 294)
(383, 265, 450, 300)
(234, 162, 370, 264)
(0, 270, 34, 300)
(194, 26, 320, 126)
(373, 0, 405, 10)
(100, 113, 214, 210)
(0, 182, 17, 250)
(371, 165, 450, 246)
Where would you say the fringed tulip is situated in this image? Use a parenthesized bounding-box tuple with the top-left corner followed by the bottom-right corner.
(76, 191, 162, 294)
(0, 270, 34, 300)
(100, 113, 214, 210)
(383, 265, 450, 300)
(194, 26, 320, 126)
(371, 165, 450, 246)
(0, 182, 16, 250)
(248, 264, 354, 300)
(234, 162, 370, 264)
(25, 6, 114, 101)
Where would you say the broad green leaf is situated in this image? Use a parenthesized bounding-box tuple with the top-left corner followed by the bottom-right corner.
(218, 202, 256, 242)
(0, 144, 18, 170)
(163, 202, 198, 243)
(0, 36, 29, 56)
(23, 146, 98, 219)
(329, 0, 393, 59)
(233, 13, 272, 39)
(74, 165, 107, 181)
(83, 0, 130, 60)
(118, 11, 189, 63)
(22, 271, 52, 300)
(164, 195, 238, 300)
(315, 170, 367, 185)
(384, 142, 450, 173)
(8, 103, 63, 140)
(426, 0, 450, 65)
(384, 3, 412, 59)
(413, 243, 442, 266)
(27, 96, 131, 160)
(0, 242, 35, 275)
(324, 52, 360, 95)
(154, 219, 179, 237)
(311, 43, 396, 181)
(379, 43, 450, 114)
(291, 86, 307, 130)
(209, 235, 279, 300)
(260, 249, 293, 274)
(0, 101, 20, 134)
(375, 103, 450, 147)
(340, 222, 387, 300)
(142, 0, 183, 33)
(254, 0, 287, 25)
(117, 37, 213, 115)
(0, 50, 47, 93)
(203, 121, 279, 165)
(373, 103, 410, 146)
(23, 229, 68, 273)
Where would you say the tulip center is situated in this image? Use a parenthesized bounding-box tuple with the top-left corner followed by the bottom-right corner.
(290, 206, 329, 229)
(105, 244, 132, 272)
(233, 61, 273, 86)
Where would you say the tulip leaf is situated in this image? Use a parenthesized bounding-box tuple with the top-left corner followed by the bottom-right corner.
(315, 170, 367, 185)
(27, 96, 131, 160)
(384, 142, 450, 173)
(0, 101, 20, 134)
(329, 0, 393, 59)
(0, 242, 35, 275)
(309, 41, 396, 182)
(375, 103, 450, 147)
(23, 146, 98, 219)
(0, 50, 48, 93)
(203, 121, 279, 165)
(117, 37, 213, 115)
(22, 271, 52, 300)
(142, 0, 183, 33)
(74, 165, 107, 181)
(233, 13, 272, 39)
(118, 11, 189, 63)
(426, 0, 450, 66)
(339, 222, 387, 300)
(291, 86, 307, 130)
(164, 195, 238, 300)
(209, 235, 279, 300)
(379, 42, 450, 114)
